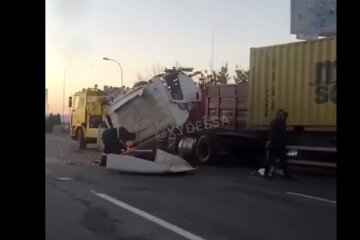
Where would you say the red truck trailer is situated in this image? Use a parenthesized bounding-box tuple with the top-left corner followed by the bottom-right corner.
(173, 38, 336, 167)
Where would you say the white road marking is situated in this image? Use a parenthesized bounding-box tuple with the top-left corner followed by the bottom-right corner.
(91, 190, 206, 240)
(57, 177, 73, 181)
(287, 192, 336, 205)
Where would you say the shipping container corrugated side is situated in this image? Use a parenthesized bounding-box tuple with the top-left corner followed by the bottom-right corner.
(248, 38, 336, 131)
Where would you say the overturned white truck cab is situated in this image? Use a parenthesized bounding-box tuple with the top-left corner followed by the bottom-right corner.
(103, 68, 202, 173)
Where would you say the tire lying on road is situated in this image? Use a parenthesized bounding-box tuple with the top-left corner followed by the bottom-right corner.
(195, 135, 213, 164)
(177, 135, 214, 165)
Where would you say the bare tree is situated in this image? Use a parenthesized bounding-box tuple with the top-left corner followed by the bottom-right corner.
(145, 67, 152, 78)
(198, 63, 231, 88)
(233, 65, 249, 83)
(136, 72, 143, 81)
(152, 63, 164, 75)
(218, 63, 230, 84)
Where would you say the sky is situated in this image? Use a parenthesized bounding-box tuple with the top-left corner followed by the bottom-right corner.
(46, 0, 298, 114)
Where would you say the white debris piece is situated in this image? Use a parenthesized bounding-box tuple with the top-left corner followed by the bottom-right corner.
(106, 149, 196, 174)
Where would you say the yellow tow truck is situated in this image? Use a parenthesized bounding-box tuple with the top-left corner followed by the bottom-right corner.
(68, 85, 108, 149)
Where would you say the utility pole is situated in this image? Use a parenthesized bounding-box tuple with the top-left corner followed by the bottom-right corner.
(211, 28, 214, 72)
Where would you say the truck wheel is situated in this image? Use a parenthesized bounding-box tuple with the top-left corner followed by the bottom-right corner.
(195, 135, 212, 164)
(177, 137, 198, 166)
(78, 128, 86, 149)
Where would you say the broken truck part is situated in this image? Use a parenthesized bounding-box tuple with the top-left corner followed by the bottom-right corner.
(102, 38, 336, 172)
(106, 149, 196, 174)
(101, 68, 203, 172)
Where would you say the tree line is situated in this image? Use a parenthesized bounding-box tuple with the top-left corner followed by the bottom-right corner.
(137, 63, 249, 88)
(46, 113, 62, 132)
(197, 63, 249, 88)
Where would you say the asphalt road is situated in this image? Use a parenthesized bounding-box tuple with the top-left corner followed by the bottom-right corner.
(46, 133, 336, 240)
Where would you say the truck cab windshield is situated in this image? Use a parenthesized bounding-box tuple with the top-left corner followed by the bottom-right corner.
(163, 73, 183, 100)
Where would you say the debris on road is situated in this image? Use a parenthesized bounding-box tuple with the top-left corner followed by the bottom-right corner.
(106, 149, 196, 174)
(57, 177, 73, 181)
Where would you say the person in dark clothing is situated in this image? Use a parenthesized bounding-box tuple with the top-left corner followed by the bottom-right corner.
(100, 127, 136, 166)
(264, 109, 291, 178)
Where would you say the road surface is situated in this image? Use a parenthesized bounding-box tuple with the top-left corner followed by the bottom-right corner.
(46, 133, 336, 240)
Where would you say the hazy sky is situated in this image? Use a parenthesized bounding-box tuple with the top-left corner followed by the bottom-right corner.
(46, 0, 298, 114)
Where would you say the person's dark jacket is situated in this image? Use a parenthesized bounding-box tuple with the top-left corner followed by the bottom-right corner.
(102, 127, 136, 154)
(269, 118, 287, 149)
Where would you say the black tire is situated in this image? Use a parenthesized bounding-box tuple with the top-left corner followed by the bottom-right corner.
(177, 137, 198, 166)
(78, 128, 86, 149)
(195, 135, 213, 164)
